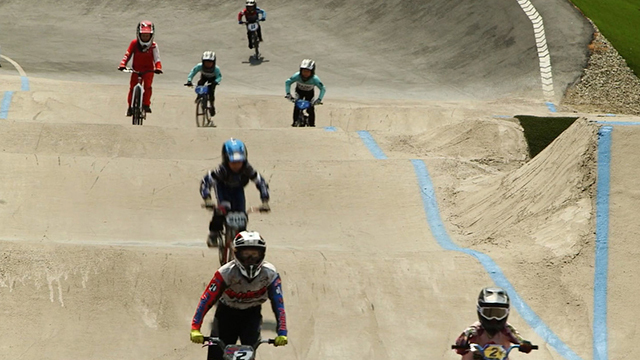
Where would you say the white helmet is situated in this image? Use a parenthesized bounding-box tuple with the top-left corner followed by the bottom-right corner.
(233, 231, 266, 279)
(202, 51, 216, 62)
(246, 0, 256, 8)
(201, 51, 216, 72)
(300, 59, 316, 80)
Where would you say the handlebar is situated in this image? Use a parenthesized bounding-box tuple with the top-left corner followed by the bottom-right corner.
(202, 336, 275, 349)
(287, 97, 322, 105)
(451, 343, 539, 355)
(120, 68, 157, 75)
(201, 203, 271, 214)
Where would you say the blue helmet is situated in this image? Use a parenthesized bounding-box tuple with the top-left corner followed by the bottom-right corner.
(222, 138, 247, 164)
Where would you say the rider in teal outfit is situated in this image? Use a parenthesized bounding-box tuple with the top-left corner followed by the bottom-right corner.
(285, 59, 326, 127)
(185, 51, 222, 116)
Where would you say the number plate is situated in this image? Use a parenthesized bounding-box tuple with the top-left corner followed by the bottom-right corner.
(224, 345, 254, 360)
(195, 86, 209, 95)
(247, 23, 259, 31)
(226, 212, 247, 229)
(483, 344, 507, 360)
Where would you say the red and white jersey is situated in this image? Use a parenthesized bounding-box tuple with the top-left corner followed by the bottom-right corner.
(192, 261, 287, 336)
(119, 39, 162, 72)
(218, 261, 278, 308)
(454, 321, 524, 360)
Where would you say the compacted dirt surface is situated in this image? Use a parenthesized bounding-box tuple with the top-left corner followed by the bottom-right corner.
(1, 0, 636, 359)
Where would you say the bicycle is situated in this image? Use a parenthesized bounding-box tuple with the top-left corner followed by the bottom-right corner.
(241, 20, 264, 60)
(202, 203, 270, 266)
(287, 96, 322, 127)
(185, 81, 216, 127)
(451, 343, 538, 360)
(120, 68, 157, 126)
(202, 337, 276, 360)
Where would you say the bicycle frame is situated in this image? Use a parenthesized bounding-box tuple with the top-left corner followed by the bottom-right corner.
(243, 21, 262, 59)
(122, 68, 154, 125)
(194, 83, 215, 127)
(203, 337, 275, 360)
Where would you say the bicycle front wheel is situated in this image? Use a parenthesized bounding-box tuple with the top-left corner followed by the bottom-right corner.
(195, 96, 207, 127)
(132, 87, 142, 125)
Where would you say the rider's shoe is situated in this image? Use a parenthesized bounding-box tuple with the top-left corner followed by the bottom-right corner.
(142, 105, 152, 113)
(209, 106, 216, 116)
(249, 43, 253, 49)
(126, 107, 133, 117)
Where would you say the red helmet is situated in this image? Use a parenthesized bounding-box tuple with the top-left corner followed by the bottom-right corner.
(136, 20, 155, 51)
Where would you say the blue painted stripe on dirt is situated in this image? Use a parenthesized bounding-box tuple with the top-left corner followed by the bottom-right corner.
(593, 126, 612, 360)
(0, 91, 13, 119)
(546, 101, 557, 112)
(596, 121, 640, 126)
(324, 126, 337, 132)
(411, 159, 583, 360)
(21, 76, 29, 91)
(357, 131, 387, 159)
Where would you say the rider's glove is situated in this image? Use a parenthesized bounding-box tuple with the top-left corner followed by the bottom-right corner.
(260, 18, 265, 21)
(274, 335, 288, 347)
(204, 198, 215, 208)
(285, 93, 293, 100)
(313, 99, 323, 105)
(518, 341, 533, 353)
(154, 69, 163, 74)
(184, 81, 193, 87)
(118, 66, 126, 71)
(190, 329, 204, 344)
(238, 21, 243, 24)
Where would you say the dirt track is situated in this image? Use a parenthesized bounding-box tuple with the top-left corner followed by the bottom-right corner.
(0, 0, 635, 359)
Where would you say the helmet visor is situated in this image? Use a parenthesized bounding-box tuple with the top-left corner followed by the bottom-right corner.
(237, 248, 262, 266)
(479, 306, 509, 320)
(228, 151, 246, 162)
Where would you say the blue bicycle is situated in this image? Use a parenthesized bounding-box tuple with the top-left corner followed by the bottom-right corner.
(288, 97, 321, 127)
(185, 81, 216, 127)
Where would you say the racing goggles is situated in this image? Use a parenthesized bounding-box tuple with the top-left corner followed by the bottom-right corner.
(478, 306, 509, 320)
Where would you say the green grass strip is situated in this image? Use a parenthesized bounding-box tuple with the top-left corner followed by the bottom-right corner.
(570, 0, 640, 75)
(515, 116, 579, 157)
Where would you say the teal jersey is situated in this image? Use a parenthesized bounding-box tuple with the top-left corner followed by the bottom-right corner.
(285, 73, 326, 100)
(187, 64, 222, 84)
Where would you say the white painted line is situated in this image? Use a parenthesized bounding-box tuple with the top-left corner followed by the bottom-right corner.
(516, 0, 555, 101)
(0, 54, 27, 77)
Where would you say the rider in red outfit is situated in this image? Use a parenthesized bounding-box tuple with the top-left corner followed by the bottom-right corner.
(118, 20, 163, 116)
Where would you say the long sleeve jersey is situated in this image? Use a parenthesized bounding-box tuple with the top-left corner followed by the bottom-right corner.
(119, 40, 162, 72)
(200, 162, 269, 200)
(191, 261, 287, 336)
(453, 322, 525, 360)
(187, 64, 222, 83)
(285, 73, 326, 100)
(238, 7, 266, 23)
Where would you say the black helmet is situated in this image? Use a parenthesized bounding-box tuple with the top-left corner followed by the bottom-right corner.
(476, 287, 510, 336)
